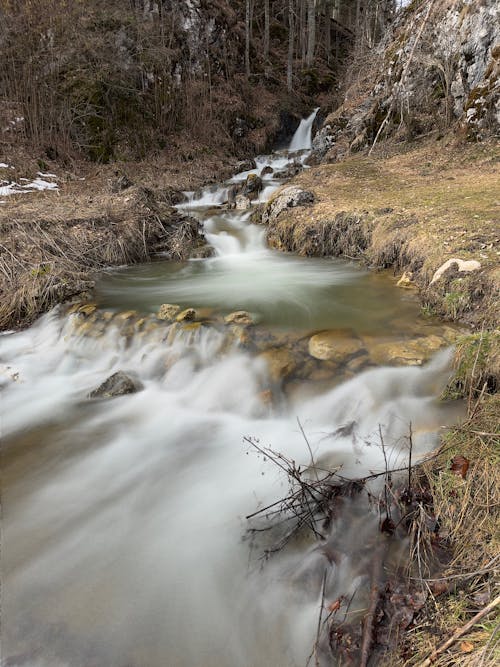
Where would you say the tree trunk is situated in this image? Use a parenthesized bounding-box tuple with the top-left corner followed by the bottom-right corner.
(264, 0, 270, 62)
(287, 0, 294, 91)
(324, 1, 331, 65)
(245, 0, 251, 78)
(306, 0, 316, 66)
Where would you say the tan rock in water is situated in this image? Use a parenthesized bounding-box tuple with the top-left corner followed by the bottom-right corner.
(224, 310, 254, 325)
(367, 335, 446, 366)
(308, 329, 364, 362)
(176, 308, 196, 322)
(158, 303, 181, 320)
(396, 271, 415, 289)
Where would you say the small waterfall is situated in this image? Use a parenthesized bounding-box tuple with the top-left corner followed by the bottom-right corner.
(289, 107, 320, 152)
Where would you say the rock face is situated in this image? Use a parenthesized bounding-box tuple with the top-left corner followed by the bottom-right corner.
(311, 0, 500, 159)
(89, 371, 143, 399)
(261, 186, 315, 225)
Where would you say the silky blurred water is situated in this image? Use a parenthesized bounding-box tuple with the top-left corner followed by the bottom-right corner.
(0, 114, 461, 667)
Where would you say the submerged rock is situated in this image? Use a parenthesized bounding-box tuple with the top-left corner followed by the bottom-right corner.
(365, 335, 446, 367)
(308, 329, 364, 362)
(88, 371, 143, 399)
(258, 347, 296, 382)
(224, 310, 255, 326)
(396, 271, 416, 289)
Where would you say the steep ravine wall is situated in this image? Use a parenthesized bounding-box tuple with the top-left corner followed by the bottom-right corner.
(312, 0, 499, 161)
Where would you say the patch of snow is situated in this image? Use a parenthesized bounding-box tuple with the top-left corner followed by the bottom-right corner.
(0, 162, 11, 168)
(0, 177, 59, 197)
(37, 171, 58, 179)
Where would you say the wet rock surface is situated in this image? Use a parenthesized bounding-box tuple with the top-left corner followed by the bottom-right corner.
(88, 371, 143, 399)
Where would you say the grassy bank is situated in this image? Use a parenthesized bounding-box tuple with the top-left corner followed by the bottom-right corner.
(0, 152, 230, 329)
(264, 138, 499, 328)
(259, 135, 500, 665)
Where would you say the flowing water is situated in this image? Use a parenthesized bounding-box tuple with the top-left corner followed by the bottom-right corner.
(0, 113, 461, 667)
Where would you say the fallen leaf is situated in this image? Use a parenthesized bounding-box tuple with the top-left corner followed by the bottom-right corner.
(460, 641, 474, 653)
(328, 598, 342, 613)
(450, 455, 470, 479)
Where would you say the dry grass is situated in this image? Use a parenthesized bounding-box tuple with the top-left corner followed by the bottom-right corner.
(395, 394, 500, 667)
(0, 184, 203, 329)
(264, 137, 500, 326)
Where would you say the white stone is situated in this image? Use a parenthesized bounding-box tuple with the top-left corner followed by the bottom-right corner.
(430, 258, 481, 285)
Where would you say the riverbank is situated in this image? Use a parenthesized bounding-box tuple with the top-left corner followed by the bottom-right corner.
(252, 135, 500, 665)
(0, 150, 236, 330)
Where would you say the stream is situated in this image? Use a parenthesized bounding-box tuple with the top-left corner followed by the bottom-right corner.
(0, 111, 461, 667)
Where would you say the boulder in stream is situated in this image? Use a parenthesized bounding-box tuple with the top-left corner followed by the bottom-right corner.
(88, 371, 143, 399)
(224, 310, 255, 326)
(308, 329, 364, 362)
(243, 173, 263, 199)
(157, 303, 181, 320)
(176, 308, 197, 322)
(235, 158, 257, 173)
(235, 194, 251, 210)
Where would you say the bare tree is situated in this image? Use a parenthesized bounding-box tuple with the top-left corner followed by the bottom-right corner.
(287, 0, 295, 90)
(306, 0, 316, 66)
(245, 0, 251, 78)
(264, 0, 270, 62)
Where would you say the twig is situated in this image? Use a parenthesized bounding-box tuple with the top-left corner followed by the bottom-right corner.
(360, 542, 385, 667)
(416, 594, 500, 667)
(297, 416, 320, 483)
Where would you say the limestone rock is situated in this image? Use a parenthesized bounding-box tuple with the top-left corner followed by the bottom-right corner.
(158, 303, 181, 320)
(89, 371, 143, 399)
(367, 335, 446, 367)
(235, 194, 251, 210)
(308, 330, 364, 362)
(224, 310, 254, 326)
(430, 258, 481, 285)
(260, 165, 274, 177)
(262, 186, 315, 225)
(176, 308, 196, 322)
